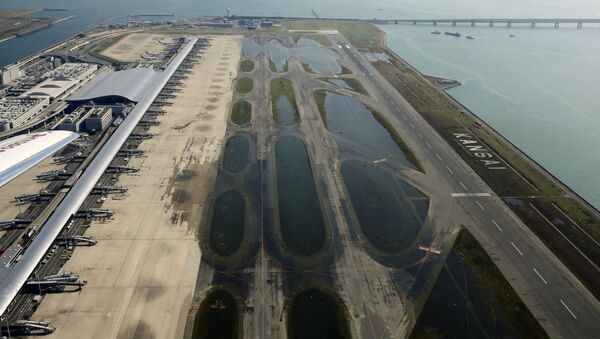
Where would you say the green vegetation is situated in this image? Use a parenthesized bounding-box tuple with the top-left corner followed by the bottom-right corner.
(293, 34, 333, 46)
(239, 59, 254, 72)
(303, 62, 352, 75)
(231, 100, 252, 125)
(269, 58, 288, 73)
(271, 78, 299, 124)
(373, 51, 600, 281)
(411, 229, 548, 339)
(284, 19, 384, 50)
(324, 78, 369, 96)
(235, 77, 253, 94)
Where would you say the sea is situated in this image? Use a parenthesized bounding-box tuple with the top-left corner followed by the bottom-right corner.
(1, 0, 599, 208)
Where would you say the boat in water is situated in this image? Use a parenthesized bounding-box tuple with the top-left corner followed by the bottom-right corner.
(445, 31, 461, 37)
(431, 30, 441, 35)
(466, 35, 475, 40)
(509, 34, 516, 38)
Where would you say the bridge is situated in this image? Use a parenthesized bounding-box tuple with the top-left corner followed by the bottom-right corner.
(373, 18, 600, 29)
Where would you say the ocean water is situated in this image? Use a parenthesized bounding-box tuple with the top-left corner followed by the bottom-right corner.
(1, 0, 599, 208)
(381, 25, 600, 208)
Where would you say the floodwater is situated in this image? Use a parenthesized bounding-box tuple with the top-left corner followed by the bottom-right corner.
(231, 100, 252, 125)
(222, 135, 249, 173)
(327, 79, 353, 90)
(287, 288, 351, 339)
(318, 91, 416, 169)
(275, 135, 325, 256)
(411, 230, 547, 339)
(341, 160, 426, 253)
(273, 94, 299, 126)
(192, 289, 240, 339)
(381, 24, 600, 209)
(208, 190, 245, 256)
(241, 38, 342, 74)
(1, 0, 596, 69)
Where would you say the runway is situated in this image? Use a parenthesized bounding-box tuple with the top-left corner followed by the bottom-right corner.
(329, 34, 600, 338)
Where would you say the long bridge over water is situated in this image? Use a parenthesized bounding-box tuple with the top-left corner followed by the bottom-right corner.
(372, 18, 600, 28)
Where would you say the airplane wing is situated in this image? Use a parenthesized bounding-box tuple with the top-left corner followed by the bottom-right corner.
(0, 131, 79, 187)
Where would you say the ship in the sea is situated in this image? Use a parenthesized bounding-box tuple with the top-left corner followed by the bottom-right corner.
(431, 30, 441, 35)
(445, 31, 461, 37)
(466, 35, 475, 40)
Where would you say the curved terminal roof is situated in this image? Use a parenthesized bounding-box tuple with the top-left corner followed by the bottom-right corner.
(0, 131, 79, 187)
(67, 68, 163, 103)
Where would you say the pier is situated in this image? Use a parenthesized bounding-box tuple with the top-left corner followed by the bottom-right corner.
(373, 18, 600, 29)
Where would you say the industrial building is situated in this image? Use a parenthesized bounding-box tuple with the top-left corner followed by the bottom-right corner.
(57, 106, 113, 133)
(0, 96, 49, 131)
(0, 64, 21, 85)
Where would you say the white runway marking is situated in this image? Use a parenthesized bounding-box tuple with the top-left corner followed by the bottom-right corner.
(435, 153, 442, 160)
(446, 166, 454, 175)
(511, 242, 524, 256)
(560, 299, 577, 319)
(475, 200, 485, 211)
(459, 181, 468, 191)
(409, 123, 415, 129)
(417, 132, 423, 139)
(426, 142, 432, 149)
(533, 268, 548, 285)
(450, 193, 491, 197)
(492, 219, 503, 231)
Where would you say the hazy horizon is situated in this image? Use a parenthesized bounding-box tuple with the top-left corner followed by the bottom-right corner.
(1, 0, 600, 19)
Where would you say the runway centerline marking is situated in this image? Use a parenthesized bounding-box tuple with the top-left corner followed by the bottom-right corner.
(450, 193, 491, 197)
(492, 219, 503, 231)
(510, 242, 524, 256)
(409, 123, 415, 129)
(560, 299, 578, 319)
(426, 142, 432, 149)
(446, 166, 454, 175)
(459, 181, 468, 191)
(533, 268, 548, 285)
(417, 132, 423, 139)
(435, 153, 442, 160)
(475, 200, 485, 211)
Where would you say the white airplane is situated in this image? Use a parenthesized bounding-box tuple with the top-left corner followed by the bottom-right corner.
(0, 131, 79, 187)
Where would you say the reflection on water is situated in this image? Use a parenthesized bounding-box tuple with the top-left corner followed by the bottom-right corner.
(287, 288, 351, 339)
(274, 94, 298, 125)
(319, 90, 415, 168)
(242, 37, 342, 74)
(209, 190, 245, 257)
(222, 135, 249, 173)
(192, 289, 240, 339)
(341, 160, 426, 253)
(276, 135, 325, 256)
